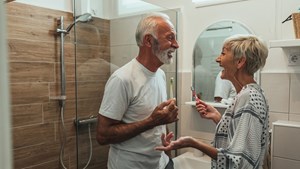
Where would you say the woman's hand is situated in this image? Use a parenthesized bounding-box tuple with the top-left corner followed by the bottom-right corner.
(155, 136, 195, 152)
(195, 99, 221, 124)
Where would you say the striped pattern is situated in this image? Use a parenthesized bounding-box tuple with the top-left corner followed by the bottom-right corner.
(212, 84, 269, 169)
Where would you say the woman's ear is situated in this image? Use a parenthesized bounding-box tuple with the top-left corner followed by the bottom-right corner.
(143, 34, 152, 47)
(237, 56, 246, 69)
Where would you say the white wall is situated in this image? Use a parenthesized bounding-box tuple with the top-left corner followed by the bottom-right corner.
(147, 0, 300, 144)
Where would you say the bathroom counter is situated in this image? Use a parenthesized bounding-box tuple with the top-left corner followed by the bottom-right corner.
(185, 101, 228, 108)
(173, 152, 211, 169)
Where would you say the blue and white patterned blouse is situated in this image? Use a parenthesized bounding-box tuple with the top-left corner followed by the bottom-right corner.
(212, 83, 269, 169)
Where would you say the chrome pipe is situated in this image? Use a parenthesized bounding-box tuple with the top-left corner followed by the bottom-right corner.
(57, 16, 66, 105)
(75, 116, 98, 127)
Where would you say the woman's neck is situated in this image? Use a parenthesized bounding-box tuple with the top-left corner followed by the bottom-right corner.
(232, 73, 256, 93)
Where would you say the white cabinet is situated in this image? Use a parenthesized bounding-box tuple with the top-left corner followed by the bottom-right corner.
(271, 120, 300, 169)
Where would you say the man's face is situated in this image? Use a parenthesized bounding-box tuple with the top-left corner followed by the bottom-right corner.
(152, 38, 176, 64)
(152, 21, 179, 64)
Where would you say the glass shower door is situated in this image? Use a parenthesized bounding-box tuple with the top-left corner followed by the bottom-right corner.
(73, 6, 111, 169)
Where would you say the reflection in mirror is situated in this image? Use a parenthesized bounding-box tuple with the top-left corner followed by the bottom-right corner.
(193, 20, 253, 103)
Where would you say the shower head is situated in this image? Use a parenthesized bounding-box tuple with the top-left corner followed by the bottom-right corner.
(75, 13, 92, 23)
(66, 13, 93, 33)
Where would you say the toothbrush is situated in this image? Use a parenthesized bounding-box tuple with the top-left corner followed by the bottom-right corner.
(191, 86, 208, 110)
(190, 86, 199, 101)
(170, 77, 174, 99)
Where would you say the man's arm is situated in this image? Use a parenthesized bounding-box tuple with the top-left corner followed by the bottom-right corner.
(96, 99, 178, 145)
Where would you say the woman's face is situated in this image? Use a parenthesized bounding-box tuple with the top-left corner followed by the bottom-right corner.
(215, 45, 238, 81)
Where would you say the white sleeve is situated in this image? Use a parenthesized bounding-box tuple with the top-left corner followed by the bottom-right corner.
(99, 75, 129, 121)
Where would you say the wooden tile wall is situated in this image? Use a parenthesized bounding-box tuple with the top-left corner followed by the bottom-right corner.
(7, 2, 110, 169)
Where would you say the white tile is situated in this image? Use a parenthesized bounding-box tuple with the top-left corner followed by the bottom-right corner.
(262, 48, 289, 73)
(110, 45, 138, 67)
(178, 71, 192, 105)
(269, 111, 288, 127)
(179, 104, 215, 141)
(290, 73, 300, 115)
(110, 16, 141, 46)
(261, 73, 289, 113)
(289, 114, 300, 122)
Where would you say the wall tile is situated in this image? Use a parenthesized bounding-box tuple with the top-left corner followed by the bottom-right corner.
(289, 114, 300, 122)
(43, 100, 76, 123)
(269, 111, 289, 127)
(10, 62, 55, 83)
(14, 142, 62, 169)
(8, 2, 110, 168)
(290, 73, 300, 115)
(13, 123, 55, 148)
(110, 17, 140, 46)
(178, 71, 192, 105)
(261, 73, 289, 113)
(179, 104, 215, 141)
(49, 81, 76, 100)
(11, 83, 49, 105)
(12, 104, 43, 127)
(110, 45, 138, 68)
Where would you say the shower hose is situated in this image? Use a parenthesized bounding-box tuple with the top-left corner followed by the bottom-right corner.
(59, 106, 93, 169)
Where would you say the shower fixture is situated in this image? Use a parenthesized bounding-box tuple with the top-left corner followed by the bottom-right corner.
(57, 13, 92, 34)
(66, 13, 92, 33)
(56, 13, 92, 169)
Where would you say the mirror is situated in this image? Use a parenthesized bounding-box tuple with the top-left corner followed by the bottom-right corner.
(193, 20, 254, 103)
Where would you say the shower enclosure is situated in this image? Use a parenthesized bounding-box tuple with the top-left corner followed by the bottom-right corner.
(7, 0, 178, 168)
(73, 0, 179, 168)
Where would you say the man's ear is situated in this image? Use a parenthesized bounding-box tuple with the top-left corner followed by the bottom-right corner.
(143, 34, 152, 47)
(237, 56, 246, 69)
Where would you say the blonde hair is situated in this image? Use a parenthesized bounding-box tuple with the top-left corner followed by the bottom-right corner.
(223, 34, 268, 75)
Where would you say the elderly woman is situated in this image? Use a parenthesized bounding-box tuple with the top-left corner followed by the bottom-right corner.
(157, 34, 269, 169)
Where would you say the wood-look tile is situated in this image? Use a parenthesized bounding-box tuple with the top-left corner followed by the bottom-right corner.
(8, 39, 74, 63)
(43, 100, 76, 123)
(76, 45, 110, 64)
(76, 17, 110, 46)
(12, 104, 43, 127)
(54, 62, 76, 82)
(76, 98, 101, 118)
(76, 81, 105, 100)
(10, 83, 49, 105)
(7, 2, 74, 43)
(8, 2, 111, 168)
(54, 121, 76, 141)
(76, 62, 111, 82)
(21, 160, 61, 169)
(13, 123, 55, 148)
(7, 2, 73, 22)
(14, 142, 64, 169)
(49, 81, 76, 100)
(10, 62, 55, 83)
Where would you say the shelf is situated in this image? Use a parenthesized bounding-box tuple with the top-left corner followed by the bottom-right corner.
(269, 39, 300, 48)
(185, 101, 228, 108)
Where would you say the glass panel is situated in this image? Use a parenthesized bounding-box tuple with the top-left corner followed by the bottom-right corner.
(74, 0, 178, 168)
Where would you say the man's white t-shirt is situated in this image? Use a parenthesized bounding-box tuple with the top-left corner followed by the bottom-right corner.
(99, 59, 169, 169)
